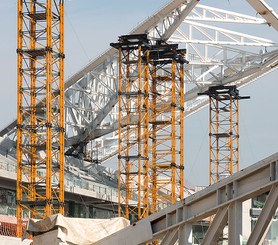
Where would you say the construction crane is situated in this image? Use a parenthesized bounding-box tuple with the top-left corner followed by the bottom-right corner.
(16, 0, 65, 237)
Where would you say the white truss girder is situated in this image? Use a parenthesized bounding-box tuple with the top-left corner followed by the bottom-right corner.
(188, 4, 267, 24)
(171, 20, 274, 46)
(94, 152, 278, 245)
(246, 0, 278, 31)
(0, 0, 278, 166)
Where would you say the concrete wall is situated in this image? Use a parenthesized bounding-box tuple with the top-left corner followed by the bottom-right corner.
(0, 235, 31, 245)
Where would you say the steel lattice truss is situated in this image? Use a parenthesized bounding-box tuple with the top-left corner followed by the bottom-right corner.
(209, 90, 240, 185)
(113, 35, 151, 220)
(112, 35, 187, 220)
(16, 0, 65, 237)
(1, 0, 278, 170)
(199, 85, 249, 185)
(93, 152, 278, 245)
(148, 44, 186, 213)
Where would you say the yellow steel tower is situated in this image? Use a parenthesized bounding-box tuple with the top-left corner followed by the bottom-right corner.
(16, 0, 65, 237)
(111, 36, 187, 220)
(149, 44, 186, 213)
(111, 34, 151, 220)
(199, 86, 249, 185)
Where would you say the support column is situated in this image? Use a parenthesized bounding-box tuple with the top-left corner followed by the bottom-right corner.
(111, 38, 187, 220)
(247, 184, 278, 245)
(184, 223, 193, 245)
(149, 44, 187, 212)
(201, 206, 228, 245)
(161, 229, 178, 245)
(228, 201, 242, 245)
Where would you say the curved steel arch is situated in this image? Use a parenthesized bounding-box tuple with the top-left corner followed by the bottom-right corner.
(0, 0, 278, 166)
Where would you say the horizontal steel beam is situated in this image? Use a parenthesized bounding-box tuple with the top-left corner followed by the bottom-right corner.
(246, 0, 278, 32)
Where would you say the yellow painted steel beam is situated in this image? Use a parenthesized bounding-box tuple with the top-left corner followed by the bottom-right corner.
(117, 48, 123, 218)
(179, 64, 185, 200)
(45, 0, 53, 217)
(151, 67, 158, 214)
(236, 100, 239, 173)
(143, 51, 150, 218)
(171, 60, 177, 204)
(59, 0, 65, 215)
(30, 0, 37, 220)
(137, 45, 142, 218)
(16, 0, 23, 237)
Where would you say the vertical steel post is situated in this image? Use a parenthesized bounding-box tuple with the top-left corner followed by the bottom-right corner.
(171, 60, 177, 204)
(16, 0, 23, 237)
(179, 63, 185, 200)
(151, 67, 158, 213)
(117, 48, 123, 217)
(59, 0, 65, 215)
(143, 50, 150, 218)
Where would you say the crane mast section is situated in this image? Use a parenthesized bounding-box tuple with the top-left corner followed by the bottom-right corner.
(16, 0, 65, 237)
(112, 34, 151, 220)
(198, 86, 250, 185)
(149, 44, 186, 212)
(111, 35, 187, 220)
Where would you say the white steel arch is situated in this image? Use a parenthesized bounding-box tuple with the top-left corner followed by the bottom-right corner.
(0, 0, 277, 168)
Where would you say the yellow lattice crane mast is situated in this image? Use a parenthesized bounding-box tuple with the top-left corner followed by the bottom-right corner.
(111, 34, 151, 220)
(149, 44, 186, 213)
(199, 86, 249, 185)
(111, 35, 187, 221)
(16, 0, 65, 237)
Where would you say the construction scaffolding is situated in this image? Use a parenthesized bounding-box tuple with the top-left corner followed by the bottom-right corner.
(16, 0, 65, 237)
(111, 35, 187, 220)
(199, 86, 249, 185)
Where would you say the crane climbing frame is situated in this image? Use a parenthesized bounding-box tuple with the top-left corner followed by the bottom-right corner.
(112, 34, 151, 220)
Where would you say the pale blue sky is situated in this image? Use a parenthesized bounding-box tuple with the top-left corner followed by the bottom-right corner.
(0, 1, 277, 186)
